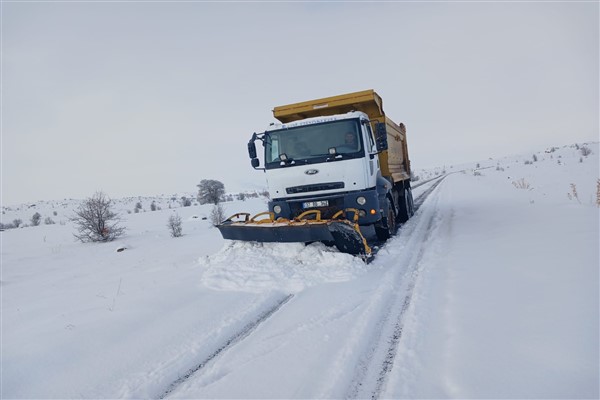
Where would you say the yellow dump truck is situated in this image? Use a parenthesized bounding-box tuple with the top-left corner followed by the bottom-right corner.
(218, 90, 413, 257)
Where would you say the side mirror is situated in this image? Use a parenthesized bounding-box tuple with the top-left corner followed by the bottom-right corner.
(251, 158, 260, 168)
(248, 140, 257, 159)
(375, 122, 388, 151)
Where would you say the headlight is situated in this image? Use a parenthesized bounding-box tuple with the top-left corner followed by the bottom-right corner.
(356, 196, 367, 205)
(273, 205, 282, 214)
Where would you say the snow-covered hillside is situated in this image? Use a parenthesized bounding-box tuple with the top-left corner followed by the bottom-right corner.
(2, 143, 598, 398)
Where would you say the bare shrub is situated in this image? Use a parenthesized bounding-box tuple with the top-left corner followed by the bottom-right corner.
(210, 203, 226, 226)
(31, 212, 42, 226)
(71, 191, 125, 242)
(512, 178, 531, 189)
(167, 214, 183, 237)
(44, 217, 55, 225)
(13, 219, 22, 228)
(181, 196, 192, 207)
(580, 146, 592, 157)
(568, 183, 581, 203)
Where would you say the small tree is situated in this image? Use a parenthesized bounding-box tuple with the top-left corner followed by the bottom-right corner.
(71, 191, 125, 242)
(31, 212, 42, 226)
(210, 203, 226, 226)
(13, 219, 22, 228)
(167, 214, 183, 237)
(197, 179, 225, 205)
(150, 201, 157, 211)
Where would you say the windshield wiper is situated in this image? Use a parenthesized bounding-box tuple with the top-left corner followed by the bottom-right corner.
(326, 154, 344, 162)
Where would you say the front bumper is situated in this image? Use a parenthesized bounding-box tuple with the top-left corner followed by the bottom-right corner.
(269, 188, 382, 225)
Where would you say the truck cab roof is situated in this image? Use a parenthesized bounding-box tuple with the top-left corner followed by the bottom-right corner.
(266, 111, 368, 132)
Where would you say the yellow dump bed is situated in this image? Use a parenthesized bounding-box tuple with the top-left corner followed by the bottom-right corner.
(273, 90, 410, 184)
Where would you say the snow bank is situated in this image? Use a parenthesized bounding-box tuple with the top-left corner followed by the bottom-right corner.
(198, 241, 369, 293)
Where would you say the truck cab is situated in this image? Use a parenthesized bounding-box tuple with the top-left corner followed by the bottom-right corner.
(255, 111, 390, 227)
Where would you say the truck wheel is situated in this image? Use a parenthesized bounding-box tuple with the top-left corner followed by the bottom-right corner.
(407, 188, 415, 217)
(375, 198, 396, 241)
(396, 189, 410, 223)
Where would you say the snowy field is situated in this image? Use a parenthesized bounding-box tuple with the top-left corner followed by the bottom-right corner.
(2, 143, 598, 399)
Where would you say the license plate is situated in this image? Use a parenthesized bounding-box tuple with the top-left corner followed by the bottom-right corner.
(302, 200, 329, 209)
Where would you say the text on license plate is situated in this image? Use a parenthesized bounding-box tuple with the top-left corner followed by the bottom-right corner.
(302, 200, 329, 208)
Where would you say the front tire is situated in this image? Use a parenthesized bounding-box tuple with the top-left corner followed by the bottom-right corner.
(375, 198, 397, 241)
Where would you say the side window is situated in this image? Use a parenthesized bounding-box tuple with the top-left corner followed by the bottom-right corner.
(268, 135, 280, 163)
(365, 122, 375, 151)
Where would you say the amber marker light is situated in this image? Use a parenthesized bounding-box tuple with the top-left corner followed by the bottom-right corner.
(370, 209, 376, 215)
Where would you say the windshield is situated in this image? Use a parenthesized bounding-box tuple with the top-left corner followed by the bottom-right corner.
(264, 119, 363, 169)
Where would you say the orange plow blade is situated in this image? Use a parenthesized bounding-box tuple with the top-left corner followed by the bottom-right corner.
(217, 209, 371, 257)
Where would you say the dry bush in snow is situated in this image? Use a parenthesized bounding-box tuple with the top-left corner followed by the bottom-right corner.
(167, 214, 183, 237)
(31, 212, 42, 226)
(512, 178, 531, 190)
(210, 203, 226, 226)
(580, 146, 592, 157)
(71, 191, 125, 242)
(568, 183, 581, 203)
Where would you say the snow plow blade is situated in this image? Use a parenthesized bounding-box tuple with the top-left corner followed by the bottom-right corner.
(217, 209, 371, 257)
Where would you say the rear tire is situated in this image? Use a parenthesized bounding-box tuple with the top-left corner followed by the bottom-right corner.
(407, 187, 414, 217)
(397, 187, 414, 223)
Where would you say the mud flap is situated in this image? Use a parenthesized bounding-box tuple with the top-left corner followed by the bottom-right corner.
(217, 210, 371, 257)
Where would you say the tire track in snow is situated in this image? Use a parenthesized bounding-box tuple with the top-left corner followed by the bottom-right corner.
(158, 294, 294, 399)
(369, 210, 440, 399)
(364, 175, 445, 256)
(345, 176, 446, 399)
(413, 175, 446, 211)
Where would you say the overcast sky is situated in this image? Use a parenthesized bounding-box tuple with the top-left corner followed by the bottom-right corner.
(2, 1, 598, 205)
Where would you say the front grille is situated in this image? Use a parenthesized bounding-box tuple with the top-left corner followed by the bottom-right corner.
(286, 182, 344, 195)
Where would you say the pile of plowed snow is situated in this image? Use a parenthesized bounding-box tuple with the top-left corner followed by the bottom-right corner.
(198, 241, 371, 293)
